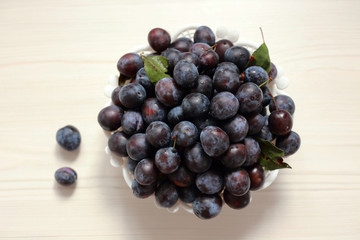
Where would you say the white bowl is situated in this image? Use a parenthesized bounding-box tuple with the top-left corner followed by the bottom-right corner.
(103, 24, 290, 214)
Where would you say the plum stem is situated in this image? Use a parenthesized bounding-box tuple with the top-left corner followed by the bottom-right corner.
(258, 77, 273, 88)
(203, 44, 218, 52)
(268, 92, 278, 111)
(260, 27, 265, 43)
(171, 136, 176, 153)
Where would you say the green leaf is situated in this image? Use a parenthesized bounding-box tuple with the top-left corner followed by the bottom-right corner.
(141, 54, 170, 85)
(256, 138, 292, 171)
(246, 43, 271, 73)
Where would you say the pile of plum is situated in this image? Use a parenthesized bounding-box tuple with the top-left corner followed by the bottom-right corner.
(97, 26, 301, 219)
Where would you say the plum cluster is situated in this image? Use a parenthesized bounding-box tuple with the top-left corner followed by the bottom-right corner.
(98, 26, 301, 219)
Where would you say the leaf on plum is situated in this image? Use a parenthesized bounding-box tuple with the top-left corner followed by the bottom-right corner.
(256, 138, 292, 170)
(141, 54, 170, 85)
(246, 43, 271, 73)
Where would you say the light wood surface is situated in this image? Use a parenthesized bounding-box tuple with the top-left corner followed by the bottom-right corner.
(1, 0, 360, 239)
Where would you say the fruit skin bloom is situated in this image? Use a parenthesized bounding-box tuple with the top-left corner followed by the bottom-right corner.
(55, 167, 77, 186)
(193, 194, 222, 220)
(56, 125, 81, 151)
(173, 60, 199, 89)
(200, 126, 230, 157)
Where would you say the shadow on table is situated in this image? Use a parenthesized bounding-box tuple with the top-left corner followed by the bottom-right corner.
(53, 181, 77, 198)
(97, 131, 283, 240)
(54, 144, 81, 162)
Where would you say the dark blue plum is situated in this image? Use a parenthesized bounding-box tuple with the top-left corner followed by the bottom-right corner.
(269, 95, 296, 115)
(223, 190, 250, 209)
(193, 194, 222, 219)
(224, 46, 250, 72)
(56, 125, 81, 151)
(155, 147, 181, 174)
(243, 137, 261, 167)
(213, 69, 240, 93)
(195, 169, 224, 194)
(246, 163, 265, 190)
(194, 26, 216, 46)
(210, 91, 239, 120)
(199, 50, 219, 70)
(108, 131, 128, 157)
(148, 28, 171, 53)
(181, 93, 210, 118)
(134, 158, 159, 186)
(141, 97, 168, 124)
(119, 83, 147, 109)
(218, 143, 247, 169)
(131, 179, 157, 199)
(97, 105, 124, 131)
(200, 126, 230, 157)
(268, 109, 293, 136)
(126, 133, 154, 161)
(215, 39, 234, 62)
(244, 66, 269, 86)
(155, 180, 179, 208)
(172, 121, 198, 148)
(145, 121, 171, 149)
(121, 111, 145, 135)
(170, 37, 194, 52)
(55, 167, 77, 186)
(276, 131, 301, 156)
(221, 115, 248, 143)
(184, 142, 213, 173)
(224, 168, 250, 196)
(155, 77, 184, 107)
(235, 82, 263, 114)
(173, 60, 199, 88)
(117, 53, 144, 78)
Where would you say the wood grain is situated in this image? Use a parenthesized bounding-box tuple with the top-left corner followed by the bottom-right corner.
(1, 0, 360, 239)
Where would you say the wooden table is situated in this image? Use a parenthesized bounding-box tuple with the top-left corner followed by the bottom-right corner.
(1, 0, 360, 239)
